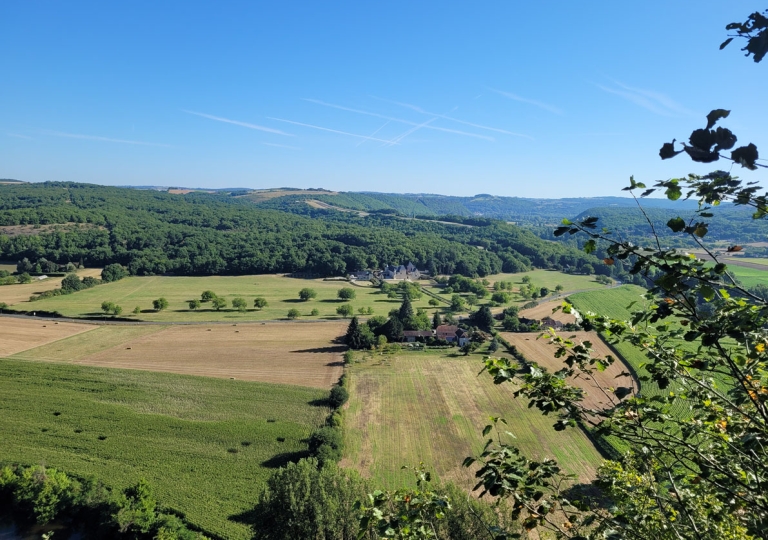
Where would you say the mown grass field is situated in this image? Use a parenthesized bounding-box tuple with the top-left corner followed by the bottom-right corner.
(7, 274, 437, 322)
(0, 359, 328, 540)
(486, 269, 607, 295)
(726, 264, 768, 288)
(343, 348, 604, 490)
(0, 268, 102, 306)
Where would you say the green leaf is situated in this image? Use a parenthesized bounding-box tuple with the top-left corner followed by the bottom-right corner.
(666, 184, 682, 201)
(700, 285, 716, 301)
(583, 239, 596, 254)
(667, 217, 686, 232)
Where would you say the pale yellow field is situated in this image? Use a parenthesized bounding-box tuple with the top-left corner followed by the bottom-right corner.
(502, 331, 636, 412)
(10, 320, 347, 389)
(0, 317, 96, 357)
(0, 268, 102, 305)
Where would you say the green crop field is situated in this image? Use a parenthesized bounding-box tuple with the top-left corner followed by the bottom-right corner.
(0, 359, 328, 540)
(486, 269, 608, 293)
(9, 274, 442, 322)
(344, 348, 604, 490)
(727, 265, 768, 288)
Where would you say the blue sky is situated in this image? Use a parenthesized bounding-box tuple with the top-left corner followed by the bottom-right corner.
(1, 1, 766, 197)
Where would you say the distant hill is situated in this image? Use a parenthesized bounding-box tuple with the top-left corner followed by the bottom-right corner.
(0, 179, 25, 184)
(246, 190, 701, 226)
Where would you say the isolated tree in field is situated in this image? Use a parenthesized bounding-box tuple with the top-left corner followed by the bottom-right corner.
(101, 263, 128, 283)
(554, 284, 564, 293)
(298, 288, 317, 301)
(211, 297, 227, 311)
(310, 308, 320, 316)
(539, 286, 549, 297)
(232, 297, 247, 312)
(428, 298, 440, 307)
(152, 297, 168, 311)
(0, 302, 8, 313)
(449, 294, 464, 312)
(253, 297, 268, 310)
(286, 308, 300, 319)
(188, 299, 201, 310)
(201, 290, 216, 302)
(101, 301, 116, 315)
(337, 287, 356, 301)
(336, 304, 353, 318)
(492, 291, 511, 304)
(132, 306, 141, 315)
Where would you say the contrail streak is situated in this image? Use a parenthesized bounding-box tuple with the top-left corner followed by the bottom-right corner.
(267, 118, 400, 144)
(183, 110, 294, 136)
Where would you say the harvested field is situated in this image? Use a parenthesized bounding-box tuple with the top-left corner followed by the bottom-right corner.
(502, 331, 636, 412)
(0, 268, 102, 305)
(17, 321, 348, 388)
(344, 350, 604, 489)
(519, 299, 576, 324)
(0, 318, 96, 357)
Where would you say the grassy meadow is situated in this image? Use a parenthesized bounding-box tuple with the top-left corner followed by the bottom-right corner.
(5, 270, 612, 322)
(727, 264, 768, 288)
(343, 347, 604, 490)
(0, 359, 328, 540)
(8, 274, 432, 322)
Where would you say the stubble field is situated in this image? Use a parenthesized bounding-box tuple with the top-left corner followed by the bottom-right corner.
(8, 319, 347, 389)
(0, 268, 103, 305)
(343, 349, 604, 490)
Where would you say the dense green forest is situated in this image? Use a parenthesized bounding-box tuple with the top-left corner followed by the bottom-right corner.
(0, 182, 602, 277)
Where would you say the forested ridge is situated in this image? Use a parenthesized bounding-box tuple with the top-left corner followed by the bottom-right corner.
(0, 182, 600, 277)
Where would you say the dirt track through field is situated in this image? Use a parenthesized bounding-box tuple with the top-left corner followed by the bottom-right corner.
(0, 318, 96, 357)
(72, 321, 347, 388)
(502, 331, 636, 412)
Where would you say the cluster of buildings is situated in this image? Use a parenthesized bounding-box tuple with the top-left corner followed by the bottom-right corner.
(402, 325, 470, 346)
(349, 262, 423, 282)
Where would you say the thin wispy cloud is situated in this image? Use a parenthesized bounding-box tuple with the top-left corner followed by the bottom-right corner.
(488, 88, 563, 115)
(357, 120, 390, 147)
(262, 142, 300, 150)
(371, 96, 531, 139)
(267, 118, 400, 144)
(42, 130, 171, 147)
(183, 110, 294, 136)
(595, 81, 697, 117)
(302, 99, 494, 141)
(604, 80, 698, 117)
(384, 117, 438, 147)
(7, 133, 32, 139)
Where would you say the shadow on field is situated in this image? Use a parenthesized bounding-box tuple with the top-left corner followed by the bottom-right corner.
(308, 397, 330, 407)
(291, 345, 347, 354)
(283, 298, 305, 303)
(261, 450, 310, 468)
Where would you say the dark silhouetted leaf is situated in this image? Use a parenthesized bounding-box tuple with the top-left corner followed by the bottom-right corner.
(706, 109, 731, 130)
(659, 141, 682, 160)
(667, 217, 686, 232)
(732, 143, 759, 170)
(689, 128, 716, 150)
(714, 127, 737, 151)
(720, 37, 734, 49)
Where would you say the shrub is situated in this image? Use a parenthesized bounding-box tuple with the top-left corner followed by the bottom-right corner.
(298, 288, 317, 301)
(101, 263, 129, 282)
(328, 386, 349, 408)
(308, 427, 343, 465)
(287, 308, 300, 319)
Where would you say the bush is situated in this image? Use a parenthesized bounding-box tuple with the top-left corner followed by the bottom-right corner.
(201, 290, 216, 302)
(101, 263, 129, 282)
(251, 458, 369, 540)
(61, 274, 82, 292)
(308, 427, 343, 465)
(153, 297, 169, 311)
(328, 386, 349, 408)
(337, 287, 356, 300)
(287, 308, 300, 319)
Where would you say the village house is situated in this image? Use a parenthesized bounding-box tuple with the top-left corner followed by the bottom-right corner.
(402, 330, 433, 343)
(435, 325, 470, 346)
(540, 316, 564, 330)
(348, 270, 372, 281)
